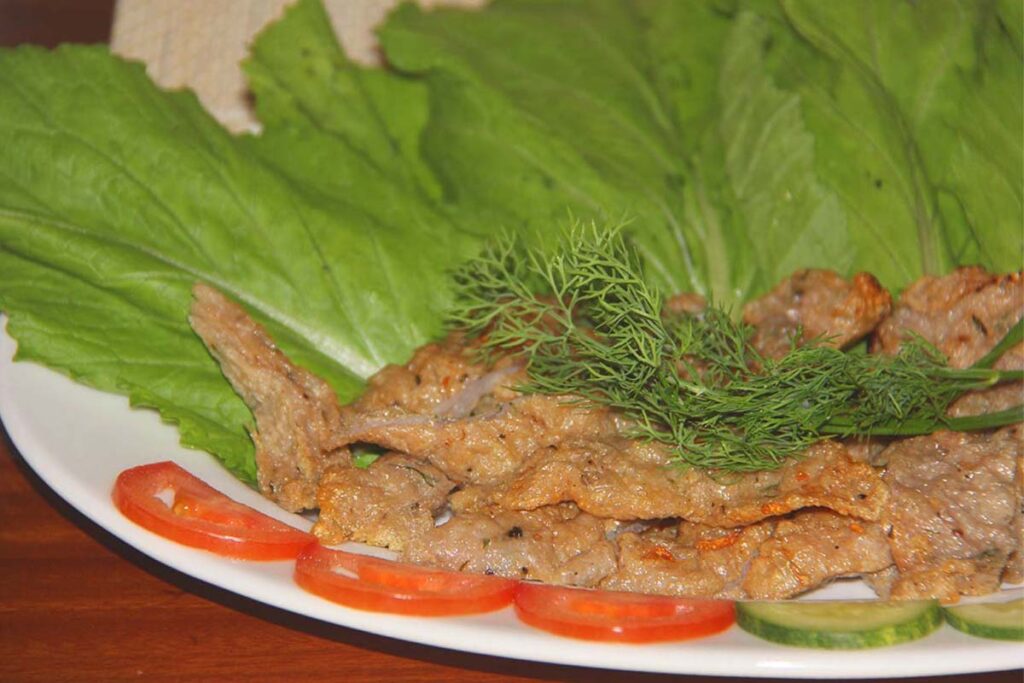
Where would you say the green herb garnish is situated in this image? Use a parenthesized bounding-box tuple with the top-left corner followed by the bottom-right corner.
(451, 226, 1022, 472)
(351, 446, 384, 469)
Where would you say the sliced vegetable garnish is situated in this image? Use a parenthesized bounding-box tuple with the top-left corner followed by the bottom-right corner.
(294, 544, 517, 616)
(943, 599, 1024, 641)
(513, 583, 735, 643)
(736, 600, 942, 649)
(112, 461, 312, 560)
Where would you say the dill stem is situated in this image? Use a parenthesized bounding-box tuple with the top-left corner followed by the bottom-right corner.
(933, 366, 1024, 386)
(972, 318, 1024, 369)
(820, 404, 1024, 436)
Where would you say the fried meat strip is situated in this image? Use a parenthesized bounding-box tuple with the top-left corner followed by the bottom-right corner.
(348, 336, 523, 416)
(402, 505, 617, 586)
(1005, 437, 1024, 584)
(601, 521, 773, 598)
(337, 278, 890, 529)
(189, 284, 347, 511)
(874, 268, 1023, 369)
(743, 270, 892, 359)
(452, 439, 888, 526)
(663, 292, 708, 316)
(880, 426, 1022, 602)
(741, 510, 892, 599)
(873, 268, 1023, 592)
(191, 270, 1022, 604)
(335, 336, 625, 486)
(874, 268, 1023, 416)
(339, 396, 621, 486)
(601, 510, 891, 600)
(313, 453, 453, 550)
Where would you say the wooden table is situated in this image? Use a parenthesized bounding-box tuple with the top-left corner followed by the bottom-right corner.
(0, 2, 1021, 682)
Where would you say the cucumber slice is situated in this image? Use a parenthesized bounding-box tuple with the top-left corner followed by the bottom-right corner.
(737, 600, 942, 649)
(943, 599, 1024, 641)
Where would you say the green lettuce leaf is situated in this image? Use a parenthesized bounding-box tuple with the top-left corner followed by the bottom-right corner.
(774, 0, 1022, 286)
(0, 45, 467, 481)
(378, 0, 726, 297)
(927, 2, 1022, 269)
(378, 2, 835, 302)
(242, 0, 446, 221)
(715, 11, 853, 284)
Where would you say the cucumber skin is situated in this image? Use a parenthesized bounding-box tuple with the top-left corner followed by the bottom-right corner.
(736, 603, 943, 649)
(943, 606, 1024, 642)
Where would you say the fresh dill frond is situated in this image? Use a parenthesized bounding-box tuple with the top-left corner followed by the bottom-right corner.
(449, 224, 1024, 472)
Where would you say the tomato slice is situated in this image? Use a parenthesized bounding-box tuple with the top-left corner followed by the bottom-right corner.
(112, 461, 312, 561)
(514, 583, 735, 643)
(294, 543, 517, 616)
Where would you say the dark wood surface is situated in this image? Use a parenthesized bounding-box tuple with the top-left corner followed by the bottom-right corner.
(0, 2, 1021, 682)
(0, 0, 112, 47)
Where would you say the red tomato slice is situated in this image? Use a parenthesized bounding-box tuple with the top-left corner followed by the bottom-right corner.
(294, 543, 517, 616)
(514, 583, 735, 643)
(112, 461, 312, 561)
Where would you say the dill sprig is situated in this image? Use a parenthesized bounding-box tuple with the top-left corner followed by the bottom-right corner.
(449, 224, 1024, 471)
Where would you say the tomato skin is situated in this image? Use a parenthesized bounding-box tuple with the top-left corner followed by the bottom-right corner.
(113, 461, 312, 561)
(514, 583, 735, 643)
(294, 543, 517, 616)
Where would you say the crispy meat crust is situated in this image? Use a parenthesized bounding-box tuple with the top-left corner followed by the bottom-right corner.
(744, 269, 892, 359)
(601, 510, 891, 600)
(314, 453, 453, 550)
(873, 268, 1023, 369)
(881, 426, 1021, 601)
(402, 505, 617, 586)
(189, 284, 347, 512)
(454, 439, 888, 526)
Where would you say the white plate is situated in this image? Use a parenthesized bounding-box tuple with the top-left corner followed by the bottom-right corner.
(1, 319, 1021, 679)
